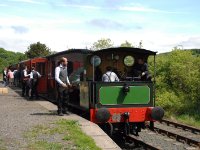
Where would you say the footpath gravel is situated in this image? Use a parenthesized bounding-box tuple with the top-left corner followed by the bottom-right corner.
(0, 85, 59, 150)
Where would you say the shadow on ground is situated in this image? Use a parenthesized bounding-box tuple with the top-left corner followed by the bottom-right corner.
(30, 110, 58, 116)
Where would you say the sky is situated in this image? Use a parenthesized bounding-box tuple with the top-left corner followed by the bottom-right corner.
(0, 0, 200, 53)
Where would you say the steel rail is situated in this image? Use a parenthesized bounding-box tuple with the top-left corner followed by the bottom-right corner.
(126, 135, 161, 150)
(160, 119, 200, 134)
(152, 126, 200, 148)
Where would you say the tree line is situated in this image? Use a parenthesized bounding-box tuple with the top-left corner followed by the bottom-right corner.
(0, 48, 27, 72)
(148, 48, 200, 118)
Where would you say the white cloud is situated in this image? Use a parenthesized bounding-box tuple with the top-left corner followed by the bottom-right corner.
(0, 15, 84, 52)
(179, 36, 200, 49)
(9, 0, 45, 5)
(118, 3, 187, 14)
(0, 4, 7, 7)
(0, 16, 81, 28)
(119, 6, 160, 13)
(0, 14, 199, 53)
(1, 26, 199, 53)
(56, 4, 101, 10)
(85, 29, 199, 53)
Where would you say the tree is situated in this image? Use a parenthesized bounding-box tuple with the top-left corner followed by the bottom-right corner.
(91, 38, 114, 50)
(120, 40, 134, 47)
(25, 42, 51, 58)
(0, 48, 27, 71)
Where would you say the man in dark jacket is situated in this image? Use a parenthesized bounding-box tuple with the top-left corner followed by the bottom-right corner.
(132, 58, 151, 81)
(29, 67, 41, 100)
(21, 66, 30, 97)
(3, 67, 7, 87)
(55, 57, 71, 116)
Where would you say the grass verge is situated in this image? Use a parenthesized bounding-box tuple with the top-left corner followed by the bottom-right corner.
(0, 138, 6, 150)
(0, 73, 2, 81)
(24, 119, 101, 150)
(28, 141, 62, 150)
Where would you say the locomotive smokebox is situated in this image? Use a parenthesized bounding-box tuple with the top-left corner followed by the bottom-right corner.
(95, 108, 111, 123)
(151, 106, 164, 121)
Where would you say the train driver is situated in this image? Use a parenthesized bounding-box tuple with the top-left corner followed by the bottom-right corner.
(132, 57, 151, 81)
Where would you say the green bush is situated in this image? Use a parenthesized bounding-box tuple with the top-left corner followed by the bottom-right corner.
(150, 49, 200, 116)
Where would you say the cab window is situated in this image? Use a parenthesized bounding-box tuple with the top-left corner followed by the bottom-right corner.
(124, 55, 134, 67)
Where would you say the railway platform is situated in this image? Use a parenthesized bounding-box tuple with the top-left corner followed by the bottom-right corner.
(0, 83, 120, 150)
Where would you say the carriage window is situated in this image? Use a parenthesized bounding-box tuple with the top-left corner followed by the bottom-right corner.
(90, 55, 101, 67)
(36, 62, 45, 75)
(124, 56, 134, 66)
(32, 63, 36, 67)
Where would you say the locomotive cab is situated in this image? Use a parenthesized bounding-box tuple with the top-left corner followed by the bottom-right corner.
(84, 47, 164, 135)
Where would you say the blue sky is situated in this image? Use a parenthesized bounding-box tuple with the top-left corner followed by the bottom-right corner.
(0, 0, 200, 53)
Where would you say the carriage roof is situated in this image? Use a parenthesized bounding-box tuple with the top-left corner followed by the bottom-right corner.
(46, 49, 92, 58)
(93, 47, 157, 55)
(46, 47, 156, 59)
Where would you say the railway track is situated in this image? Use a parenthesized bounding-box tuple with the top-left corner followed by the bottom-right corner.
(153, 126, 200, 148)
(118, 119, 200, 150)
(125, 135, 161, 150)
(154, 119, 200, 148)
(159, 119, 200, 134)
(143, 119, 200, 149)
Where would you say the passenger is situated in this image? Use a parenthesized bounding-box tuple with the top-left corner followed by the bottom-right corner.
(21, 66, 30, 97)
(29, 67, 41, 100)
(7, 69, 14, 86)
(55, 57, 71, 116)
(132, 58, 151, 81)
(102, 66, 119, 82)
(3, 67, 8, 87)
(13, 69, 18, 86)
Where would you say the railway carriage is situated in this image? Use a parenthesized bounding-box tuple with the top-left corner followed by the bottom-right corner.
(18, 57, 48, 93)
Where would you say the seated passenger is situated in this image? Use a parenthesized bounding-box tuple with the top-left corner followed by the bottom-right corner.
(132, 58, 151, 81)
(102, 66, 119, 82)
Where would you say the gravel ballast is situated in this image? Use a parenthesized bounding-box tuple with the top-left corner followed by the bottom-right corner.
(0, 86, 60, 150)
